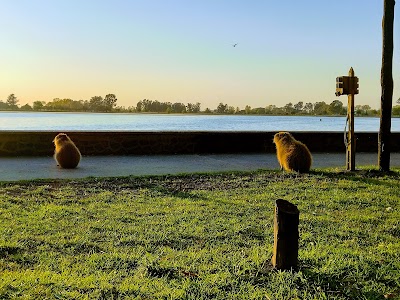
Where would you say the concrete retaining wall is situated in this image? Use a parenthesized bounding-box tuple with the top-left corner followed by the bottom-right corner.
(0, 131, 396, 156)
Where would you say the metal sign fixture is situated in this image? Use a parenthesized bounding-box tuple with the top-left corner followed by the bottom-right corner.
(336, 67, 359, 171)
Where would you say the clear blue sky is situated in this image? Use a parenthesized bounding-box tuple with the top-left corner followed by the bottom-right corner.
(1, 0, 399, 109)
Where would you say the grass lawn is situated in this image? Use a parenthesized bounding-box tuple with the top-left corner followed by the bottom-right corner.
(0, 169, 399, 299)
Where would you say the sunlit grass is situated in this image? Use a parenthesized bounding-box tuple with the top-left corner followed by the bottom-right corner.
(0, 169, 399, 299)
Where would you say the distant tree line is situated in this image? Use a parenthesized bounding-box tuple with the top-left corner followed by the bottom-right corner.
(0, 94, 118, 112)
(3, 93, 400, 116)
(135, 99, 201, 113)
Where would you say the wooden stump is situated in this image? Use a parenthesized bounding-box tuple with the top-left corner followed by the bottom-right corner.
(271, 199, 299, 270)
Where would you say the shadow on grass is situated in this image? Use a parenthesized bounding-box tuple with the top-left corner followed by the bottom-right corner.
(307, 168, 400, 193)
(0, 246, 22, 258)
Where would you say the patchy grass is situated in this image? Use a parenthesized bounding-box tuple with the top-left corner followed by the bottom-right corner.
(0, 168, 399, 299)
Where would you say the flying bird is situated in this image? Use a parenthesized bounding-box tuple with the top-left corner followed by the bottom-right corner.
(233, 43, 238, 47)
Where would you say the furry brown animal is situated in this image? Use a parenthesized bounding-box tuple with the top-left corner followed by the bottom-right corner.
(53, 133, 81, 169)
(273, 132, 312, 173)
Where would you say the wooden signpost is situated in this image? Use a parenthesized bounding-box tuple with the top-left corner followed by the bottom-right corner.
(336, 67, 359, 171)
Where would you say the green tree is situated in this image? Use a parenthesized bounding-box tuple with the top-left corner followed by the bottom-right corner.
(328, 100, 344, 115)
(314, 101, 329, 115)
(138, 99, 154, 112)
(33, 101, 45, 111)
(392, 105, 400, 115)
(253, 107, 265, 114)
(216, 103, 228, 114)
(244, 105, 252, 114)
(193, 102, 201, 113)
(6, 94, 19, 109)
(227, 106, 236, 114)
(303, 103, 314, 114)
(45, 98, 84, 111)
(89, 96, 104, 112)
(71, 100, 85, 111)
(171, 102, 186, 113)
(20, 103, 32, 111)
(126, 106, 136, 112)
(265, 105, 276, 115)
(363, 105, 373, 115)
(355, 105, 372, 116)
(136, 100, 143, 112)
(284, 102, 295, 115)
(293, 101, 304, 113)
(0, 101, 9, 110)
(103, 94, 118, 112)
(186, 102, 201, 113)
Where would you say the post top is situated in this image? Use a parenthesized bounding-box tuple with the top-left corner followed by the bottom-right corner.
(275, 199, 299, 214)
(349, 67, 355, 77)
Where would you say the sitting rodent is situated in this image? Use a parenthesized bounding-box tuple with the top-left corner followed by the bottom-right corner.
(273, 131, 312, 173)
(53, 133, 81, 169)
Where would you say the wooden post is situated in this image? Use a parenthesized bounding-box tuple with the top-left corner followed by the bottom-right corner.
(271, 199, 299, 270)
(378, 0, 395, 171)
(336, 69, 358, 171)
(347, 67, 356, 171)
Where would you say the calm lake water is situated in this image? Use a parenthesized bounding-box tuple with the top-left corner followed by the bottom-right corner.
(0, 112, 399, 132)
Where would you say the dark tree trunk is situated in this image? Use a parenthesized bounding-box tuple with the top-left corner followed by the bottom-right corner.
(378, 0, 395, 171)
